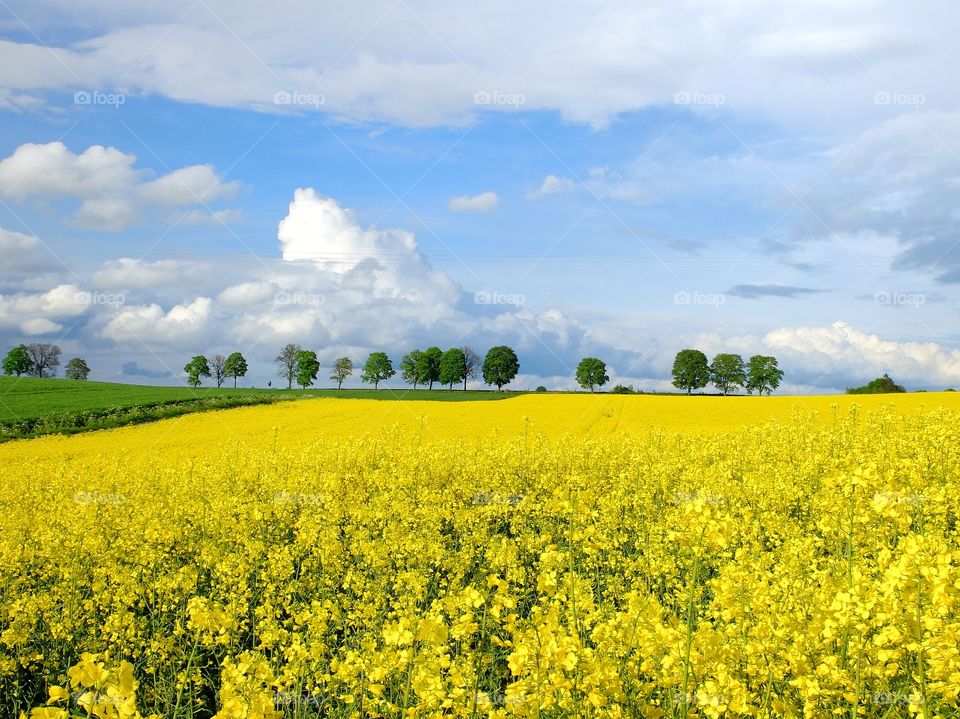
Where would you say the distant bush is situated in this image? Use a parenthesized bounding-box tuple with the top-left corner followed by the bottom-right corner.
(847, 374, 906, 394)
(610, 384, 636, 394)
(946, 388, 956, 392)
(535, 386, 547, 393)
(0, 394, 291, 442)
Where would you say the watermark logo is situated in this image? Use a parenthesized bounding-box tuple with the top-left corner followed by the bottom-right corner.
(273, 491, 324, 506)
(674, 291, 726, 307)
(475, 691, 533, 709)
(75, 291, 125, 307)
(874, 91, 925, 108)
(474, 290, 525, 307)
(674, 91, 726, 108)
(74, 90, 126, 108)
(870, 691, 910, 706)
(874, 291, 925, 308)
(873, 491, 924, 507)
(74, 491, 126, 506)
(275, 291, 325, 307)
(473, 90, 526, 108)
(273, 90, 326, 109)
(673, 491, 725, 507)
(673, 690, 727, 707)
(472, 492, 524, 506)
(275, 690, 323, 708)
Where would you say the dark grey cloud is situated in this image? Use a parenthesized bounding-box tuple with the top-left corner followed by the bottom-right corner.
(789, 113, 960, 283)
(121, 361, 171, 379)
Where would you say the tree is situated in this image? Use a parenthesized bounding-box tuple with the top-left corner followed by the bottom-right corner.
(184, 355, 211, 388)
(361, 352, 395, 389)
(2, 345, 32, 376)
(671, 349, 710, 394)
(745, 355, 784, 395)
(295, 349, 320, 388)
(419, 346, 443, 389)
(400, 349, 425, 389)
(330, 357, 353, 389)
(210, 354, 227, 388)
(64, 357, 90, 380)
(439, 347, 466, 389)
(575, 357, 609, 392)
(847, 373, 907, 394)
(482, 346, 519, 390)
(460, 346, 481, 391)
(27, 343, 61, 378)
(224, 352, 248, 388)
(710, 353, 746, 395)
(275, 343, 301, 389)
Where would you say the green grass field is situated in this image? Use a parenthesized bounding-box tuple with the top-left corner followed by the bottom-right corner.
(0, 376, 515, 425)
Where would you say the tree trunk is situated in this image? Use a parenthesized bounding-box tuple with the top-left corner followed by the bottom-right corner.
(463, 377, 467, 390)
(233, 376, 237, 388)
(338, 378, 343, 389)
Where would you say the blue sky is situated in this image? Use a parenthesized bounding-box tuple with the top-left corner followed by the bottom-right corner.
(1, 0, 959, 391)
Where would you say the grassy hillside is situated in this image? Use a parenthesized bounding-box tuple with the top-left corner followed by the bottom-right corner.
(0, 377, 516, 440)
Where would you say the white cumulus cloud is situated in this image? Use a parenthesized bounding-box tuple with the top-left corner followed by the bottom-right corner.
(99, 297, 214, 345)
(0, 283, 89, 335)
(0, 142, 242, 230)
(448, 191, 499, 213)
(764, 321, 960, 389)
(527, 175, 576, 200)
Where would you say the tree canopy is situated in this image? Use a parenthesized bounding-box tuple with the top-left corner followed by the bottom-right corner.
(26, 344, 61, 378)
(275, 344, 301, 389)
(295, 349, 320, 388)
(672, 349, 710, 394)
(745, 355, 784, 395)
(330, 357, 353, 389)
(482, 346, 519, 390)
(2, 345, 32, 377)
(64, 357, 91, 381)
(184, 355, 211, 388)
(361, 352, 395, 389)
(419, 346, 443, 389)
(847, 373, 906, 394)
(460, 346, 481, 390)
(224, 352, 248, 388)
(575, 357, 609, 392)
(210, 354, 227, 388)
(439, 347, 466, 389)
(400, 349, 426, 389)
(710, 353, 746, 395)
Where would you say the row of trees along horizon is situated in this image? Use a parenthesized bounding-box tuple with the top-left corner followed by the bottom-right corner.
(5, 341, 948, 394)
(187, 346, 784, 394)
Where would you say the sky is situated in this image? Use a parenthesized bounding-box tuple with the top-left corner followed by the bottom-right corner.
(1, 0, 959, 392)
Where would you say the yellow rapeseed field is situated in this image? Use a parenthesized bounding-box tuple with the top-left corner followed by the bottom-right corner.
(2, 393, 960, 718)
